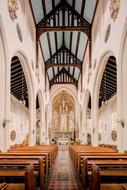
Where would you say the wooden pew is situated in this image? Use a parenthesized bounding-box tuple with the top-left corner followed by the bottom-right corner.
(82, 158, 127, 189)
(9, 145, 58, 164)
(69, 145, 118, 163)
(74, 146, 118, 167)
(121, 185, 127, 190)
(90, 162, 127, 190)
(0, 159, 44, 190)
(8, 149, 52, 167)
(83, 160, 127, 190)
(77, 153, 127, 175)
(0, 163, 36, 190)
(0, 152, 50, 177)
(0, 183, 8, 190)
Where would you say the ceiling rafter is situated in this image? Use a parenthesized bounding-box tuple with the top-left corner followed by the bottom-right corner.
(50, 67, 78, 82)
(41, 0, 56, 78)
(68, 0, 76, 74)
(49, 67, 78, 89)
(37, 0, 91, 39)
(46, 46, 82, 70)
(75, 0, 86, 57)
(30, 0, 98, 89)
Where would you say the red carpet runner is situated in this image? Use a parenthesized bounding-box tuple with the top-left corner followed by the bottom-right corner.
(47, 151, 83, 190)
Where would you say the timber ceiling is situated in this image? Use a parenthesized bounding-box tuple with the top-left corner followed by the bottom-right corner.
(99, 56, 117, 108)
(30, 0, 98, 88)
(11, 56, 29, 108)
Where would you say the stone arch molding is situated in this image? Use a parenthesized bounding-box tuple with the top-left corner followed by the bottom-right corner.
(118, 16, 127, 117)
(11, 50, 35, 145)
(36, 89, 45, 144)
(50, 87, 78, 109)
(118, 16, 127, 151)
(0, 15, 10, 150)
(92, 50, 117, 145)
(11, 50, 35, 101)
(50, 87, 78, 132)
(93, 50, 117, 110)
(82, 90, 91, 144)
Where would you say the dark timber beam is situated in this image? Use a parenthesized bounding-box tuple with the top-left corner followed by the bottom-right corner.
(37, 26, 90, 36)
(46, 63, 82, 70)
(50, 81, 78, 89)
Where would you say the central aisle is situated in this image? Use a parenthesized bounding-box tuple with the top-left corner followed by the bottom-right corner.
(47, 151, 83, 190)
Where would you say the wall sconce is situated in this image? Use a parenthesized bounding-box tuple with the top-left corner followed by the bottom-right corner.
(3, 118, 11, 128)
(116, 119, 124, 128)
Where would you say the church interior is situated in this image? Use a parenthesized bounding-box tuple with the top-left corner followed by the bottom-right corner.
(0, 0, 127, 189)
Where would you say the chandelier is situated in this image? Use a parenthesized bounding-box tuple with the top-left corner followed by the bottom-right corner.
(101, 70, 108, 106)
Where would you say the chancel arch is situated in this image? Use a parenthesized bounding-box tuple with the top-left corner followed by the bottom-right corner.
(50, 90, 76, 148)
(93, 53, 117, 146)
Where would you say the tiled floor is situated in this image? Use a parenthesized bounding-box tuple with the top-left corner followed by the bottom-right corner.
(47, 151, 83, 190)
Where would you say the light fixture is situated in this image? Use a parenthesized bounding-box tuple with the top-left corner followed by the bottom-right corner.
(102, 70, 108, 106)
(20, 71, 26, 106)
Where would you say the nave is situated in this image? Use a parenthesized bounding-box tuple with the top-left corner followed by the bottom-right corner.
(0, 144, 127, 190)
(46, 150, 83, 190)
(1, 0, 127, 189)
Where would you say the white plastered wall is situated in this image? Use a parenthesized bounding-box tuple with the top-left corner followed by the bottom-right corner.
(0, 1, 46, 150)
(80, 0, 127, 151)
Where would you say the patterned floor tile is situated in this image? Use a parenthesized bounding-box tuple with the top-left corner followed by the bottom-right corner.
(47, 151, 83, 190)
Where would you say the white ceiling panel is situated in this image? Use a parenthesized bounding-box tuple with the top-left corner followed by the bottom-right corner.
(77, 33, 87, 61)
(55, 0, 61, 6)
(48, 68, 54, 80)
(45, 0, 52, 15)
(66, 0, 73, 6)
(49, 32, 56, 55)
(57, 32, 63, 50)
(40, 34, 50, 61)
(31, 0, 44, 24)
(74, 67, 80, 80)
(84, 0, 97, 23)
(75, 0, 82, 14)
(69, 67, 73, 75)
(65, 32, 70, 49)
(71, 32, 78, 55)
(54, 67, 58, 75)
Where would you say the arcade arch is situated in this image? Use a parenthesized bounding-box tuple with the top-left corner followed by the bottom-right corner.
(93, 54, 117, 146)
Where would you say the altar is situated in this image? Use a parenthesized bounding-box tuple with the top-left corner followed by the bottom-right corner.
(58, 138, 69, 150)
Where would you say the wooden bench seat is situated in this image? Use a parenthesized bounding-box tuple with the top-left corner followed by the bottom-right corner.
(0, 183, 8, 190)
(0, 159, 44, 190)
(82, 159, 127, 190)
(0, 152, 50, 177)
(69, 145, 118, 163)
(78, 153, 127, 175)
(9, 145, 58, 165)
(0, 163, 36, 190)
(7, 184, 24, 190)
(89, 162, 127, 190)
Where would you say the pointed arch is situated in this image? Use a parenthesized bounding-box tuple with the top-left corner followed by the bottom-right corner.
(92, 50, 117, 146)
